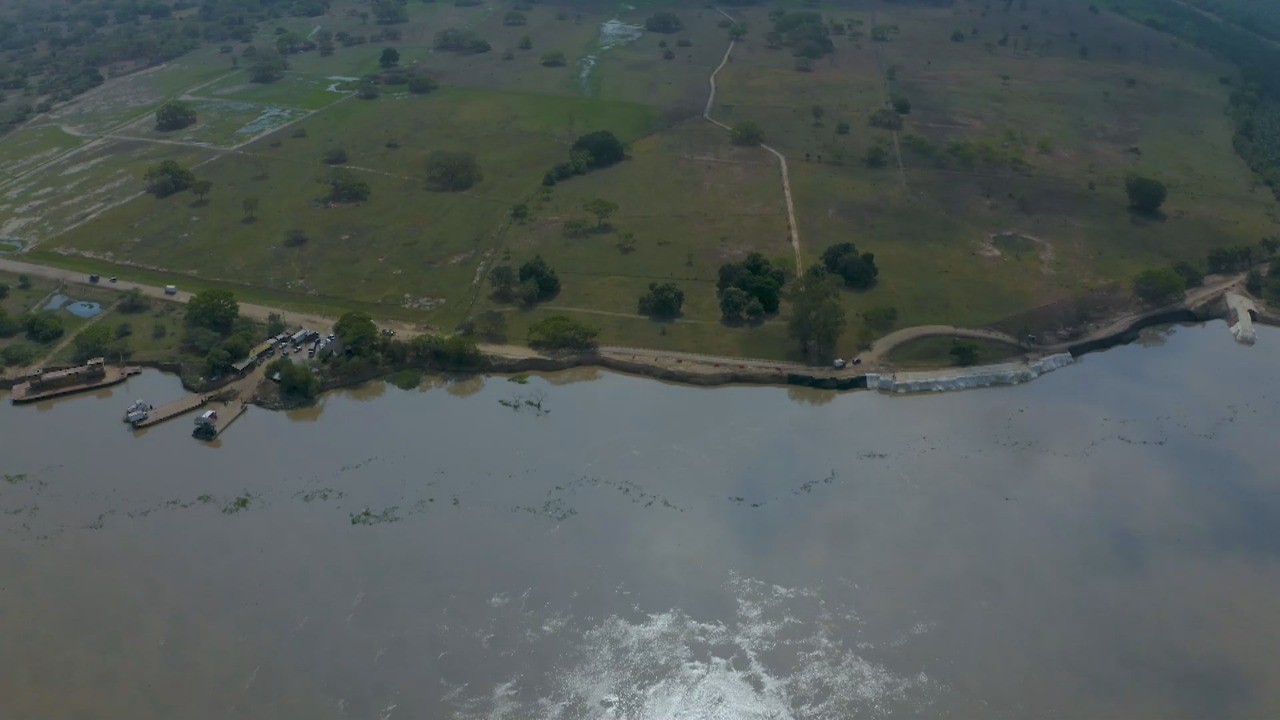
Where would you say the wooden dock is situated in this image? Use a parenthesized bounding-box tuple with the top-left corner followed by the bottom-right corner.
(193, 401, 248, 440)
(133, 394, 208, 428)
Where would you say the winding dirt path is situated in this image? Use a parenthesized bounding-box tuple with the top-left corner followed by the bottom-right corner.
(704, 8, 802, 273)
(863, 326, 1027, 365)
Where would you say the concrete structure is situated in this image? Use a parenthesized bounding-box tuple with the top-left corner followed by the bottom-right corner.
(1226, 293, 1258, 345)
(866, 353, 1074, 394)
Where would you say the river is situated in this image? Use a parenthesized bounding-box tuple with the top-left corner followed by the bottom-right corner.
(2, 321, 1278, 719)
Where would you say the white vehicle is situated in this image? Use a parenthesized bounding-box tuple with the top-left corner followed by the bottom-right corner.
(833, 358, 847, 369)
(163, 285, 177, 295)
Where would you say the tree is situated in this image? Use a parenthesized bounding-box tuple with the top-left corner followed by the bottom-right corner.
(267, 358, 319, 399)
(242, 197, 259, 221)
(821, 242, 879, 289)
(249, 48, 288, 83)
(321, 168, 371, 202)
(729, 22, 749, 40)
(518, 255, 560, 303)
(186, 289, 239, 334)
(374, 1, 408, 24)
(1132, 268, 1186, 305)
(528, 315, 598, 349)
(730, 121, 764, 147)
(541, 50, 566, 66)
(155, 100, 197, 131)
(811, 104, 825, 123)
(119, 288, 150, 313)
(191, 179, 212, 203)
(426, 150, 483, 191)
(335, 311, 379, 356)
(357, 82, 380, 100)
(0, 308, 19, 339)
(719, 286, 751, 321)
(143, 160, 195, 197)
(518, 35, 533, 50)
(17, 275, 30, 290)
(408, 73, 438, 94)
(951, 29, 966, 42)
(322, 147, 349, 165)
(638, 282, 685, 318)
(892, 96, 911, 114)
(267, 313, 287, 337)
(645, 11, 683, 33)
(489, 265, 517, 301)
(24, 313, 64, 343)
(379, 47, 400, 68)
(583, 198, 618, 228)
(1171, 261, 1204, 288)
(1126, 174, 1167, 214)
(950, 342, 979, 366)
(787, 274, 845, 360)
(571, 131, 626, 168)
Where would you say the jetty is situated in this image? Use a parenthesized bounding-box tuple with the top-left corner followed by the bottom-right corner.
(1226, 292, 1258, 345)
(11, 359, 141, 404)
(132, 394, 209, 428)
(193, 401, 248, 440)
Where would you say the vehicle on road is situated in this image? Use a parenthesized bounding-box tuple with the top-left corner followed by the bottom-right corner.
(89, 274, 100, 283)
(833, 358, 847, 369)
(163, 285, 177, 295)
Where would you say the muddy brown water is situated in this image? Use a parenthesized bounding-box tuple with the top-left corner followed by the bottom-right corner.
(2, 322, 1278, 719)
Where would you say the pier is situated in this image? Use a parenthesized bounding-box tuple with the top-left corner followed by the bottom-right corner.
(1226, 292, 1258, 345)
(132, 394, 209, 428)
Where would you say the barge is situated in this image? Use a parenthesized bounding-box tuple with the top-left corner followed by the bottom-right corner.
(10, 358, 141, 404)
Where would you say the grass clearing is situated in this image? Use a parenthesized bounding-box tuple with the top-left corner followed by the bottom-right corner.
(887, 335, 1025, 369)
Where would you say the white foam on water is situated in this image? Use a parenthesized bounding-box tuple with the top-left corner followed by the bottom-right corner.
(449, 573, 938, 719)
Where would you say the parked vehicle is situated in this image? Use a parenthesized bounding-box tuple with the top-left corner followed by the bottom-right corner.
(109, 276, 117, 283)
(833, 358, 847, 369)
(89, 274, 100, 283)
(163, 285, 177, 295)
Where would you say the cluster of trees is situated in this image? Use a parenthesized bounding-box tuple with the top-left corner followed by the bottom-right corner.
(426, 150, 482, 191)
(717, 253, 786, 321)
(0, 0, 337, 130)
(488, 256, 561, 305)
(1132, 267, 1187, 305)
(266, 357, 320, 399)
(766, 10, 833, 58)
(435, 28, 491, 54)
(179, 289, 261, 377)
(645, 12, 684, 33)
(819, 243, 879, 289)
(1106, 0, 1280, 200)
(306, 311, 483, 391)
(897, 134, 1032, 172)
(155, 101, 197, 132)
(0, 304, 65, 346)
(542, 130, 627, 185)
(638, 282, 684, 319)
(1246, 262, 1280, 302)
(243, 46, 290, 83)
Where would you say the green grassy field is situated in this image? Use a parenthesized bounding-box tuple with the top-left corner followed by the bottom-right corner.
(0, 0, 1274, 362)
(887, 334, 1025, 368)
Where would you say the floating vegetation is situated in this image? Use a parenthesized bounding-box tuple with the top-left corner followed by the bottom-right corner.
(3, 473, 29, 485)
(350, 506, 400, 526)
(295, 488, 347, 502)
(221, 493, 257, 514)
(508, 374, 531, 385)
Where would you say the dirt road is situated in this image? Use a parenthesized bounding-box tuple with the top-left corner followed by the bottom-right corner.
(703, 10, 802, 273)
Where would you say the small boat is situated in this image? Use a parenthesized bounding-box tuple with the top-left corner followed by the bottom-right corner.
(124, 399, 150, 421)
(125, 408, 149, 425)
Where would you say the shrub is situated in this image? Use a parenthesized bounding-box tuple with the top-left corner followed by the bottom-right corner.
(645, 12, 683, 33)
(637, 282, 684, 318)
(155, 100, 197, 131)
(426, 150, 483, 191)
(730, 121, 764, 147)
(528, 315, 598, 349)
(540, 50, 566, 66)
(408, 74, 439, 94)
(1132, 267, 1186, 305)
(284, 229, 309, 247)
(821, 242, 879, 289)
(322, 147, 348, 165)
(1125, 174, 1167, 213)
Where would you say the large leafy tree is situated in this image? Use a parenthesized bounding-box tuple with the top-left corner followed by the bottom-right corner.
(155, 100, 197, 131)
(426, 150, 483, 192)
(185, 289, 239, 335)
(787, 274, 846, 360)
(334, 311, 379, 356)
(143, 160, 195, 197)
(820, 243, 879, 290)
(1125, 174, 1167, 214)
(638, 282, 685, 319)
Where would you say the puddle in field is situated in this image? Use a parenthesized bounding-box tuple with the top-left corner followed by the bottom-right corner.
(579, 19, 646, 96)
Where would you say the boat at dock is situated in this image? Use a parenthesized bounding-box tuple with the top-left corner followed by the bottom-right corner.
(123, 399, 152, 426)
(10, 358, 142, 404)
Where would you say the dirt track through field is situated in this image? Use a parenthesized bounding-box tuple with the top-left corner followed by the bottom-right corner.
(705, 8, 803, 273)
